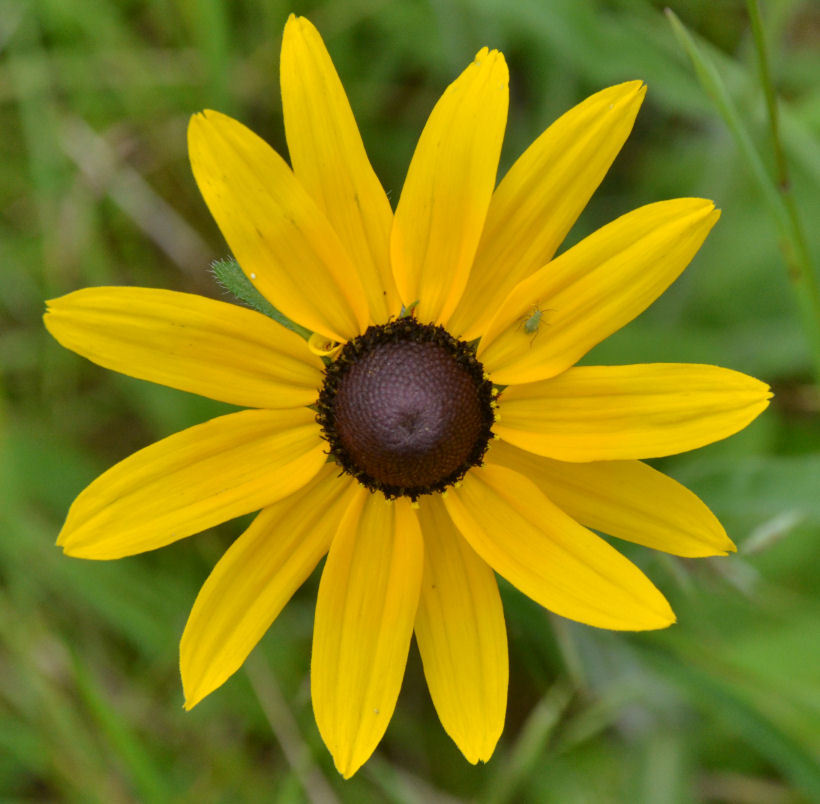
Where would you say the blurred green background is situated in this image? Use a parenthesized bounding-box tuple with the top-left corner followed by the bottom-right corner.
(2, 0, 819, 801)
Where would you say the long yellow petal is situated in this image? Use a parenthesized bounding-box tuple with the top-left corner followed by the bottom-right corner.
(444, 465, 675, 630)
(312, 491, 423, 778)
(58, 408, 325, 559)
(44, 287, 323, 409)
(188, 110, 369, 341)
(495, 364, 772, 462)
(415, 495, 507, 763)
(391, 48, 508, 324)
(478, 199, 720, 385)
(448, 81, 645, 340)
(281, 15, 397, 324)
(487, 439, 734, 557)
(181, 466, 359, 709)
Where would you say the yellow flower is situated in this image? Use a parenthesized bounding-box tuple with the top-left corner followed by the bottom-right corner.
(44, 15, 771, 778)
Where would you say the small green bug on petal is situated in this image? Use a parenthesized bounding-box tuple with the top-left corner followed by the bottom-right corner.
(520, 305, 551, 344)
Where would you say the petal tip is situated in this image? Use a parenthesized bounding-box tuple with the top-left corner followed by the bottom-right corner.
(181, 673, 206, 711)
(473, 47, 508, 83)
(708, 533, 736, 557)
(642, 604, 676, 631)
(283, 12, 312, 38)
(683, 198, 721, 232)
(333, 751, 364, 780)
(187, 112, 209, 146)
(188, 109, 223, 135)
(636, 592, 676, 631)
(462, 742, 497, 765)
(58, 541, 89, 559)
(596, 79, 646, 108)
(618, 79, 647, 100)
(658, 602, 677, 629)
(58, 541, 95, 559)
(56, 527, 80, 554)
(749, 380, 773, 417)
(42, 308, 56, 332)
(473, 46, 490, 62)
(675, 197, 718, 216)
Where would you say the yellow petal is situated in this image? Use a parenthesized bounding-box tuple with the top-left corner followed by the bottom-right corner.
(281, 15, 398, 323)
(391, 48, 508, 324)
(44, 287, 323, 409)
(312, 491, 423, 778)
(448, 81, 645, 340)
(58, 408, 325, 559)
(188, 110, 369, 341)
(478, 199, 720, 385)
(444, 464, 675, 630)
(495, 364, 772, 462)
(181, 466, 359, 709)
(415, 495, 507, 763)
(487, 439, 734, 557)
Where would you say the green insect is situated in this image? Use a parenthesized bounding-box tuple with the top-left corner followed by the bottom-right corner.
(520, 305, 550, 343)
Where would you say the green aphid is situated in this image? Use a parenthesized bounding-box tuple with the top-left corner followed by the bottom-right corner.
(521, 305, 550, 343)
(523, 307, 543, 335)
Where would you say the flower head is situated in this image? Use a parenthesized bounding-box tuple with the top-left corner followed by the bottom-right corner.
(44, 15, 771, 777)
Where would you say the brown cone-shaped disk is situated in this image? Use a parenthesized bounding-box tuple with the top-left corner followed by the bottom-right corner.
(317, 319, 496, 500)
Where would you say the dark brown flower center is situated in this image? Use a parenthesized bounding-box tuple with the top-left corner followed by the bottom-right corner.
(316, 318, 496, 500)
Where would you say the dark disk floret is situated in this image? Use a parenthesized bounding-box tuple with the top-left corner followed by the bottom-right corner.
(316, 317, 497, 500)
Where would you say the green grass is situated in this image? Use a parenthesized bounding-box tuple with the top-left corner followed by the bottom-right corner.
(2, 0, 819, 800)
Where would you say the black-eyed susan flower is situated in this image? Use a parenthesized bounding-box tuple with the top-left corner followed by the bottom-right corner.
(45, 15, 771, 778)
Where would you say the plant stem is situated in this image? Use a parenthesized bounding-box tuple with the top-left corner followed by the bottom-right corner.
(745, 0, 820, 356)
(667, 7, 820, 383)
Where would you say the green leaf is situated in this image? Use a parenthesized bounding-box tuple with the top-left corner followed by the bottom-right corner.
(211, 257, 312, 340)
(643, 640, 820, 801)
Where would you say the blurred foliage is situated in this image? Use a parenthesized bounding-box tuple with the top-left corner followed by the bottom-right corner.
(2, 0, 819, 801)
